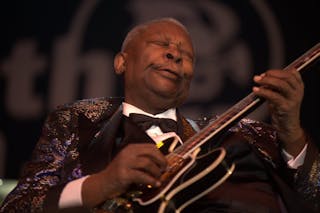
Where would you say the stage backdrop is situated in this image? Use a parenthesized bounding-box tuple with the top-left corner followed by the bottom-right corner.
(0, 0, 319, 178)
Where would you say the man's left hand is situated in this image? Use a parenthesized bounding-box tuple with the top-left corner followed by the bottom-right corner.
(253, 69, 306, 156)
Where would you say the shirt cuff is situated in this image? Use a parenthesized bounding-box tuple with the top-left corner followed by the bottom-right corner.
(282, 144, 308, 169)
(58, 175, 89, 208)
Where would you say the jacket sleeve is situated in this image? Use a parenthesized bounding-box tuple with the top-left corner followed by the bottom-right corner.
(0, 107, 83, 212)
(236, 118, 320, 212)
(294, 135, 320, 212)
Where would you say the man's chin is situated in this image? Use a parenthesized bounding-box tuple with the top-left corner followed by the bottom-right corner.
(155, 89, 187, 106)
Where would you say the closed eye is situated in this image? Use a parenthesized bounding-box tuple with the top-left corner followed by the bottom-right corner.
(149, 40, 170, 47)
(148, 40, 194, 62)
(181, 51, 194, 62)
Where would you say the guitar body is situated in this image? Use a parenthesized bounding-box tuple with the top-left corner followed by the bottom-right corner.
(121, 147, 235, 213)
(157, 147, 235, 213)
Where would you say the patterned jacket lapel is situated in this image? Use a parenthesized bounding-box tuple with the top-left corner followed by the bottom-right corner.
(80, 106, 124, 175)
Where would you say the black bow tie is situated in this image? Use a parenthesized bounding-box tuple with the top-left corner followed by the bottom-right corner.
(129, 113, 177, 133)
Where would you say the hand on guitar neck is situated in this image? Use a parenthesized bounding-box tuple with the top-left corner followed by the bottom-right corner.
(253, 43, 320, 157)
(253, 68, 306, 157)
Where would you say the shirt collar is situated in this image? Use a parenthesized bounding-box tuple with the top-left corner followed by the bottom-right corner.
(122, 102, 177, 121)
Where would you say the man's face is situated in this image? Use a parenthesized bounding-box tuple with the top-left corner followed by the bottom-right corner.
(122, 21, 195, 113)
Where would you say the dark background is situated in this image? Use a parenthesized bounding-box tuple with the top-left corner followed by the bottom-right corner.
(0, 0, 319, 179)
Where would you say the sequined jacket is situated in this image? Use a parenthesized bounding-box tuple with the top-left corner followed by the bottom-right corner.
(1, 97, 319, 212)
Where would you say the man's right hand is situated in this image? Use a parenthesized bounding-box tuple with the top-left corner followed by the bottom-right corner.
(81, 143, 168, 208)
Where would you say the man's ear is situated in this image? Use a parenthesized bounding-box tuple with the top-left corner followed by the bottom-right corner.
(114, 52, 127, 75)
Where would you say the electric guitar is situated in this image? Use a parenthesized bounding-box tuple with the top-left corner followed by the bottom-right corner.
(104, 43, 320, 213)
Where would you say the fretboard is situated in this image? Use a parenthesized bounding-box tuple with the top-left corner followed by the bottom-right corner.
(172, 42, 320, 158)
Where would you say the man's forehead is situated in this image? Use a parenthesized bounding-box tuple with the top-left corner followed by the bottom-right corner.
(122, 19, 191, 51)
(145, 21, 187, 34)
(142, 22, 192, 44)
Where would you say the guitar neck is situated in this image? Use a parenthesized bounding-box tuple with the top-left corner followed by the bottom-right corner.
(173, 42, 320, 158)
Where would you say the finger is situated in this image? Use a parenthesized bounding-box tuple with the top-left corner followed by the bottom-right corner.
(253, 86, 288, 108)
(253, 74, 293, 98)
(134, 144, 168, 171)
(288, 68, 304, 88)
(104, 158, 161, 189)
(120, 144, 168, 173)
(261, 69, 302, 90)
(131, 156, 163, 178)
(129, 169, 162, 188)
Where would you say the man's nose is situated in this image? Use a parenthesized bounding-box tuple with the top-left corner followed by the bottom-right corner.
(165, 45, 182, 64)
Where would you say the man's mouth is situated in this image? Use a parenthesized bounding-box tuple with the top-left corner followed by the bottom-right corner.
(159, 68, 181, 80)
(151, 64, 182, 81)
